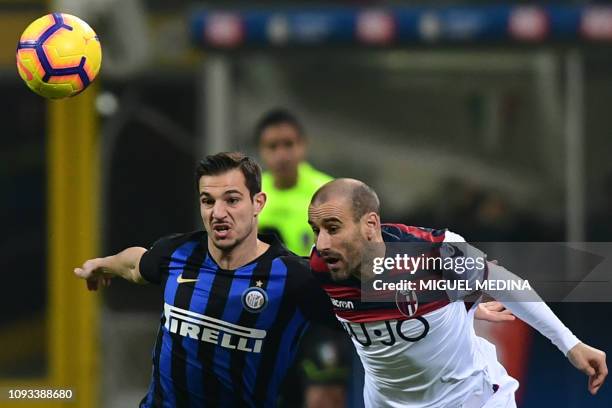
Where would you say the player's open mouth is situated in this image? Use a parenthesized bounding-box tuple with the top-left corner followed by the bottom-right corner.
(323, 256, 342, 269)
(212, 224, 231, 239)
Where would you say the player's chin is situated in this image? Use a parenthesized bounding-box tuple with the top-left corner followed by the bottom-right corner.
(328, 266, 351, 281)
(211, 236, 237, 250)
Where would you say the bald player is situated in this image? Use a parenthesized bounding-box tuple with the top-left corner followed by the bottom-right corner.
(308, 178, 607, 407)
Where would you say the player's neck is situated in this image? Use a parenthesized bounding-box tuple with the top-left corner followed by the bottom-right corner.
(208, 234, 270, 270)
(273, 170, 298, 190)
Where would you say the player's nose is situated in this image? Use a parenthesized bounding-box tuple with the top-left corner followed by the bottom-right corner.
(211, 201, 229, 219)
(316, 231, 331, 251)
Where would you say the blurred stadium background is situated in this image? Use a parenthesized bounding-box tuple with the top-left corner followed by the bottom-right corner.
(2, 0, 612, 407)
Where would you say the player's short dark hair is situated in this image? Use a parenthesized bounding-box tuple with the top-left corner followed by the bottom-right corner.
(195, 152, 261, 198)
(350, 183, 381, 221)
(254, 108, 304, 145)
(311, 179, 380, 222)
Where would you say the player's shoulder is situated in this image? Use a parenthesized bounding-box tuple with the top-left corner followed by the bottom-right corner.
(441, 230, 466, 242)
(299, 162, 333, 188)
(149, 230, 205, 253)
(277, 254, 310, 274)
(139, 231, 205, 284)
(259, 233, 309, 272)
(381, 223, 450, 243)
(277, 254, 320, 292)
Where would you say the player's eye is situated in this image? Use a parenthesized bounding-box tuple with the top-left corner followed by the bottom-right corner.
(328, 225, 339, 234)
(227, 197, 240, 205)
(201, 198, 214, 206)
(311, 227, 319, 235)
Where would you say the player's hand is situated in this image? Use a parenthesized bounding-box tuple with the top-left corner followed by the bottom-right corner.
(567, 343, 608, 395)
(474, 301, 515, 323)
(74, 258, 113, 291)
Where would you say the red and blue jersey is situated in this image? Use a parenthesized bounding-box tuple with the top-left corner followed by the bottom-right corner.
(310, 223, 481, 323)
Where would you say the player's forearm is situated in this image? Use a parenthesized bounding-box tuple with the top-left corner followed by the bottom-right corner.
(103, 247, 148, 284)
(485, 262, 580, 355)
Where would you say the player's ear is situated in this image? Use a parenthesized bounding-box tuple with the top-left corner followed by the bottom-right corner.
(363, 212, 380, 241)
(253, 191, 266, 216)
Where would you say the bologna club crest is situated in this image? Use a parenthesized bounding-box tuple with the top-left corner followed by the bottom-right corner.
(396, 289, 419, 317)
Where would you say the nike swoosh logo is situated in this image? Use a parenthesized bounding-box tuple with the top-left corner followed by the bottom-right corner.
(177, 274, 199, 284)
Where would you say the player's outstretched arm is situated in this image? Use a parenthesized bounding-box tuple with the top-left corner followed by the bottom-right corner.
(485, 261, 608, 394)
(475, 260, 515, 323)
(474, 301, 515, 323)
(74, 247, 148, 290)
(567, 342, 608, 395)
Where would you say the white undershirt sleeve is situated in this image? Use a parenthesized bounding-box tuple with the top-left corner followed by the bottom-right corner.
(486, 262, 581, 356)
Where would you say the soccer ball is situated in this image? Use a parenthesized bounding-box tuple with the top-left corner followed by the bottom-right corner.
(16, 13, 102, 99)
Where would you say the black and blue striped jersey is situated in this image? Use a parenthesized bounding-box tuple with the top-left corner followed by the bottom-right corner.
(138, 231, 335, 408)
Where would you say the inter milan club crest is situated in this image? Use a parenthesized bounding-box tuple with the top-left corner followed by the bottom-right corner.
(396, 289, 419, 317)
(241, 286, 269, 313)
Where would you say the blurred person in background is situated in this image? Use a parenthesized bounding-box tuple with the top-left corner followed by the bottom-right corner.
(256, 109, 333, 256)
(254, 109, 350, 408)
(74, 152, 339, 408)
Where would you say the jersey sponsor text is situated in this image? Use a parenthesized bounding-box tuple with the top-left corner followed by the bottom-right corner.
(164, 303, 266, 353)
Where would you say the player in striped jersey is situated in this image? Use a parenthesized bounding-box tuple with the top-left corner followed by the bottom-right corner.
(308, 178, 607, 408)
(74, 152, 337, 407)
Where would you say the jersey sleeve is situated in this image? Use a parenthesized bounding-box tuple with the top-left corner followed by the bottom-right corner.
(282, 256, 341, 329)
(139, 233, 184, 284)
(440, 231, 489, 300)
